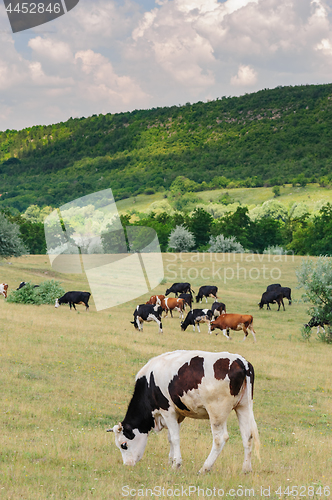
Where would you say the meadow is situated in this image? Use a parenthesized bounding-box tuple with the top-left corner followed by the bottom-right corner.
(0, 253, 331, 499)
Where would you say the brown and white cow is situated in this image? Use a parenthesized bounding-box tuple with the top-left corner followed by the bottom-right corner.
(146, 294, 165, 306)
(210, 314, 256, 342)
(108, 350, 260, 473)
(0, 283, 8, 298)
(157, 297, 186, 319)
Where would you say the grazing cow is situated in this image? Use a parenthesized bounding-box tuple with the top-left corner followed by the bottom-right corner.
(131, 304, 163, 333)
(304, 316, 330, 334)
(157, 297, 186, 319)
(259, 290, 285, 311)
(210, 314, 256, 342)
(16, 281, 39, 290)
(211, 301, 226, 317)
(165, 283, 193, 297)
(108, 350, 260, 474)
(196, 285, 218, 303)
(179, 293, 193, 310)
(266, 284, 292, 305)
(0, 283, 8, 298)
(146, 295, 165, 306)
(181, 309, 213, 333)
(55, 291, 91, 311)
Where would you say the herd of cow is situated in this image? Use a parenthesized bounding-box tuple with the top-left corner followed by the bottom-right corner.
(130, 281, 296, 341)
(0, 278, 327, 474)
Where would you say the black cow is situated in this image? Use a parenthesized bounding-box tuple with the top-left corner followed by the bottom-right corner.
(55, 291, 91, 311)
(266, 284, 292, 305)
(181, 309, 213, 333)
(178, 293, 193, 310)
(165, 282, 193, 297)
(211, 301, 226, 317)
(196, 285, 218, 303)
(259, 291, 285, 311)
(17, 281, 39, 290)
(131, 304, 163, 333)
(266, 284, 281, 292)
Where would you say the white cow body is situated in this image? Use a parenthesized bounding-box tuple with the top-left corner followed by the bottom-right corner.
(109, 350, 260, 473)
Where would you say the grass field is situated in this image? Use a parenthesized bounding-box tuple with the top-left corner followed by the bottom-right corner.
(0, 254, 331, 499)
(116, 184, 332, 216)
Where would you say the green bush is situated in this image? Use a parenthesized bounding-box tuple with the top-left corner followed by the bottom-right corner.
(7, 280, 65, 305)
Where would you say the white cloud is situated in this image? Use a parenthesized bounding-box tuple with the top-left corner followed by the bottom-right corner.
(28, 37, 73, 63)
(231, 64, 257, 86)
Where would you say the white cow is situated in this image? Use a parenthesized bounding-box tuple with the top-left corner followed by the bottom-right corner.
(108, 350, 260, 474)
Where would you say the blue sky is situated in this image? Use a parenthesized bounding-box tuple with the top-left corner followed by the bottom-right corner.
(1, 0, 332, 130)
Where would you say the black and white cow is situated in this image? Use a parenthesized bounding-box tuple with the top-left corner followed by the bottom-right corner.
(178, 293, 193, 310)
(258, 290, 285, 311)
(108, 350, 260, 473)
(181, 309, 213, 333)
(304, 316, 330, 334)
(196, 285, 218, 303)
(165, 283, 193, 297)
(266, 284, 292, 305)
(211, 301, 226, 317)
(16, 281, 39, 290)
(55, 291, 91, 311)
(131, 304, 163, 333)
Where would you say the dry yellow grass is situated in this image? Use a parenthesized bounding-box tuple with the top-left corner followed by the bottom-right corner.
(0, 254, 331, 499)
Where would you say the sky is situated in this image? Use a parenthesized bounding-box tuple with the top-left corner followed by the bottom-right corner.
(1, 0, 332, 131)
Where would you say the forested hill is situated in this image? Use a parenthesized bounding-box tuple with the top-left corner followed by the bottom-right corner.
(1, 83, 332, 211)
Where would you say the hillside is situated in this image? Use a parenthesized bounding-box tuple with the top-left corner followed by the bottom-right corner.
(1, 83, 332, 211)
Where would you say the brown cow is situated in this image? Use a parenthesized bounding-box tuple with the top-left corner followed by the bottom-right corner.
(0, 283, 8, 298)
(157, 297, 186, 319)
(146, 295, 165, 306)
(210, 313, 256, 342)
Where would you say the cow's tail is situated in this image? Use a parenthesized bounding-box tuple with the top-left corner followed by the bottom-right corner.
(246, 363, 260, 462)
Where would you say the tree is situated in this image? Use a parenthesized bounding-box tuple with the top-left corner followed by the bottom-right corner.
(168, 225, 195, 252)
(188, 208, 213, 247)
(296, 256, 332, 325)
(0, 213, 27, 258)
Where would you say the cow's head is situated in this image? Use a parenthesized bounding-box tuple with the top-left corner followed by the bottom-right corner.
(55, 298, 60, 308)
(210, 321, 215, 332)
(165, 288, 170, 296)
(258, 301, 263, 309)
(109, 422, 148, 466)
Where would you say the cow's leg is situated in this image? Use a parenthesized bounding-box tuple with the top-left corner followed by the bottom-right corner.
(281, 298, 285, 311)
(248, 325, 257, 342)
(199, 403, 232, 473)
(235, 402, 259, 474)
(170, 309, 173, 318)
(197, 322, 201, 333)
(163, 414, 182, 468)
(267, 303, 271, 310)
(136, 317, 142, 331)
(205, 296, 208, 303)
(222, 328, 230, 339)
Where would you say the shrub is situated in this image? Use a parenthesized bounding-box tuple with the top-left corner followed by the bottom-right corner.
(168, 225, 195, 252)
(7, 280, 65, 305)
(208, 235, 244, 253)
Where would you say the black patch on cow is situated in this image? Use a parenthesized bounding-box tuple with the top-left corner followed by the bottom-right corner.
(168, 356, 204, 411)
(213, 357, 230, 380)
(229, 358, 246, 396)
(121, 373, 170, 439)
(149, 372, 169, 411)
(247, 361, 255, 399)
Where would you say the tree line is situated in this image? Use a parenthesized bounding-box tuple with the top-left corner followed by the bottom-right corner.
(1, 203, 331, 258)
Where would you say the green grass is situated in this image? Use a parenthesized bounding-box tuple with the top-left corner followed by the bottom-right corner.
(116, 184, 332, 216)
(0, 254, 331, 499)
